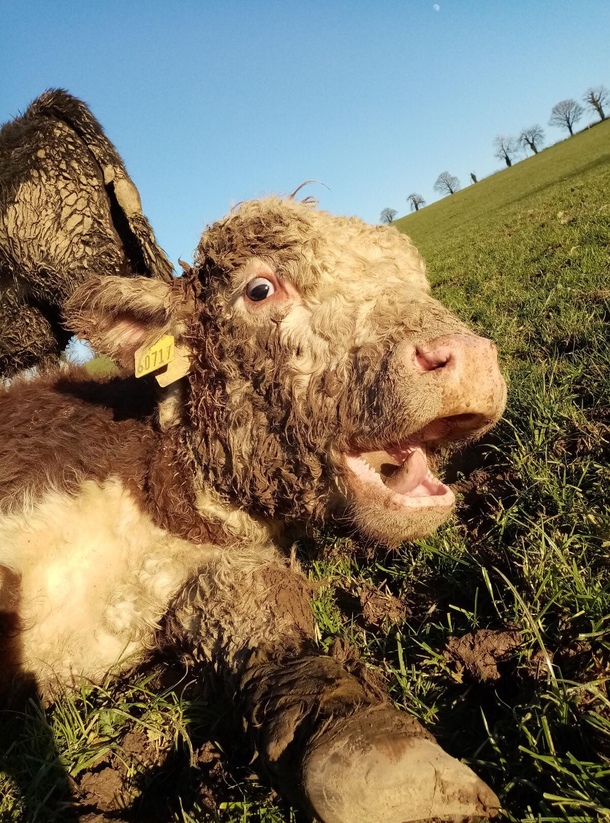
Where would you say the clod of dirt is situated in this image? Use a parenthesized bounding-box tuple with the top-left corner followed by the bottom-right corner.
(445, 629, 522, 682)
(529, 648, 554, 679)
(195, 740, 221, 767)
(131, 740, 229, 822)
(121, 729, 150, 758)
(194, 741, 227, 812)
(79, 767, 129, 812)
(359, 585, 408, 629)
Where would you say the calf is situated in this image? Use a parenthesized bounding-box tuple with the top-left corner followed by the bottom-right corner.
(0, 89, 173, 377)
(0, 197, 506, 823)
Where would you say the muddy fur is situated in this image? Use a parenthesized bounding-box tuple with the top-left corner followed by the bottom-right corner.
(161, 545, 390, 800)
(185, 200, 457, 530)
(66, 205, 470, 523)
(1, 194, 503, 818)
(188, 201, 493, 538)
(0, 89, 173, 376)
(65, 198, 503, 543)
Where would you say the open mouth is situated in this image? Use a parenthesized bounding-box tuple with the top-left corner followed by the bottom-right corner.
(342, 413, 492, 513)
(345, 443, 455, 511)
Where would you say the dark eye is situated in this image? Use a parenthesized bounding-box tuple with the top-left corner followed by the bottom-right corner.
(246, 277, 275, 302)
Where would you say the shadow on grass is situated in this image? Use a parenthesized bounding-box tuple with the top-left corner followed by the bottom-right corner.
(1, 663, 305, 823)
(0, 675, 77, 823)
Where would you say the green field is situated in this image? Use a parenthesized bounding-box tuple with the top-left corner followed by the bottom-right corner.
(2, 122, 610, 822)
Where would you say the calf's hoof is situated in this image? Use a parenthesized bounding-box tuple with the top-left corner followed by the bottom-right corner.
(301, 705, 499, 823)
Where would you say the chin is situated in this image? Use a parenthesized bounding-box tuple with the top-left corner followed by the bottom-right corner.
(347, 497, 454, 547)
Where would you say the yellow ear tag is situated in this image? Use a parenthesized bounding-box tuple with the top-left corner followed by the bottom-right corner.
(155, 344, 191, 387)
(135, 334, 175, 378)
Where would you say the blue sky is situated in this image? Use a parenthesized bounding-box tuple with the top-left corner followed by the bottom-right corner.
(2, 0, 609, 269)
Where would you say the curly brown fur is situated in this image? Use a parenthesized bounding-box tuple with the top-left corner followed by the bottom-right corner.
(168, 200, 497, 540)
(0, 370, 223, 544)
(60, 196, 504, 546)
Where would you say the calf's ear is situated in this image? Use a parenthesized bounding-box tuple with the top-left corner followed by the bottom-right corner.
(64, 275, 191, 371)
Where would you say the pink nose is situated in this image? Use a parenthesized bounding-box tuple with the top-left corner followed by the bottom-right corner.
(414, 342, 454, 372)
(398, 333, 506, 432)
(413, 334, 498, 374)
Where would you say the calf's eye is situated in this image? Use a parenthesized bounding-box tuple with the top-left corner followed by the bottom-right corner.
(246, 277, 275, 302)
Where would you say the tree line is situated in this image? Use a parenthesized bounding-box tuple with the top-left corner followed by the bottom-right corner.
(381, 84, 608, 223)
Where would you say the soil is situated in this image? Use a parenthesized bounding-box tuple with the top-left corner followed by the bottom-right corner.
(120, 730, 149, 759)
(130, 736, 251, 822)
(444, 629, 523, 682)
(334, 581, 408, 630)
(79, 768, 129, 812)
(192, 741, 228, 813)
(75, 727, 163, 817)
(359, 584, 408, 629)
(73, 730, 232, 822)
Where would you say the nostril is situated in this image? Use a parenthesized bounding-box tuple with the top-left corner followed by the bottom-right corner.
(415, 346, 452, 372)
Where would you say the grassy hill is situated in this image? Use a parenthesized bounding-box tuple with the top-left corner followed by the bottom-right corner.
(2, 124, 610, 822)
(394, 118, 610, 251)
(384, 120, 610, 821)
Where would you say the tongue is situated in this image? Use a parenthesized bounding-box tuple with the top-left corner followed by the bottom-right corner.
(384, 448, 428, 495)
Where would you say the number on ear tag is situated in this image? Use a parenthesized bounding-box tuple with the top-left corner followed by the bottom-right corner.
(155, 345, 191, 387)
(135, 334, 175, 378)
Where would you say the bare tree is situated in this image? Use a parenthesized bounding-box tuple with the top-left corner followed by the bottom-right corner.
(380, 207, 397, 224)
(407, 193, 426, 212)
(583, 85, 609, 121)
(519, 125, 545, 154)
(493, 135, 519, 167)
(433, 172, 461, 196)
(549, 99, 584, 136)
(470, 172, 478, 184)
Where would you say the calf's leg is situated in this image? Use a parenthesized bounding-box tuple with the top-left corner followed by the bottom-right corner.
(163, 543, 499, 823)
(0, 283, 63, 377)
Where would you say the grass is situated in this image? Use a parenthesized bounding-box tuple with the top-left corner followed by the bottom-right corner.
(2, 121, 610, 821)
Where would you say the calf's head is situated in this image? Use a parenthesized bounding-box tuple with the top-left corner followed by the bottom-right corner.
(67, 198, 506, 545)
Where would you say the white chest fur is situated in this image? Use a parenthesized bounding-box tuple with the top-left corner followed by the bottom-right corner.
(0, 478, 216, 688)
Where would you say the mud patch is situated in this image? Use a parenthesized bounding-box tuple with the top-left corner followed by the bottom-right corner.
(359, 584, 408, 629)
(259, 566, 315, 637)
(75, 726, 164, 815)
(445, 629, 522, 682)
(132, 738, 237, 822)
(79, 767, 129, 812)
(335, 581, 408, 630)
(121, 729, 149, 759)
(192, 741, 228, 813)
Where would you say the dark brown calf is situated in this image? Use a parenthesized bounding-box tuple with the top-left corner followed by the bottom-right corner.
(0, 89, 173, 377)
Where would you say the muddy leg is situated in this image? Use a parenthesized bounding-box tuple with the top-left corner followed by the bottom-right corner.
(0, 284, 62, 377)
(164, 544, 499, 823)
